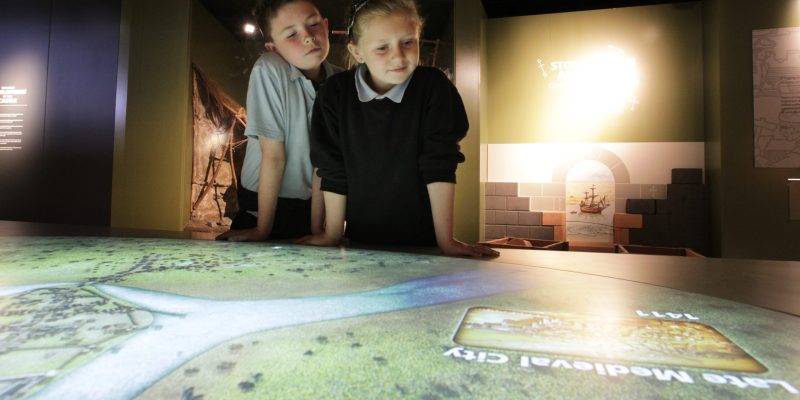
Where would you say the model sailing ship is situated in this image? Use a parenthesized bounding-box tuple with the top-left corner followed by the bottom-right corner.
(580, 184, 609, 214)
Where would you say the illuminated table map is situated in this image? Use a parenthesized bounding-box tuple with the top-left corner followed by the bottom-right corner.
(0, 236, 798, 399)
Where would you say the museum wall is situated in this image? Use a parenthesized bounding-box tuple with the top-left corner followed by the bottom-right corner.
(479, 6, 490, 242)
(485, 3, 703, 144)
(703, 0, 723, 258)
(704, 0, 800, 261)
(111, 0, 253, 232)
(111, 0, 193, 231)
(187, 1, 257, 234)
(0, 0, 121, 226)
(190, 1, 253, 106)
(454, 0, 486, 243)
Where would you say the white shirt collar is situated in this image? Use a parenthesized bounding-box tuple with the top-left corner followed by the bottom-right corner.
(354, 63, 412, 103)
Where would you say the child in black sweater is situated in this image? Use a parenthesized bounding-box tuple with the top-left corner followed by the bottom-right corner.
(302, 0, 497, 257)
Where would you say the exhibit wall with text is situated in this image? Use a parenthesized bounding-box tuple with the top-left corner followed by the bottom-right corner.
(0, 0, 121, 225)
(703, 0, 800, 261)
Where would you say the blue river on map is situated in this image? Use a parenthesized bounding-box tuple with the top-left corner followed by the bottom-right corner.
(14, 266, 539, 399)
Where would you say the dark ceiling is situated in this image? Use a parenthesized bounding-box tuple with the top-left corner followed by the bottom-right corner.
(197, 0, 454, 41)
(198, 0, 698, 41)
(480, 0, 697, 18)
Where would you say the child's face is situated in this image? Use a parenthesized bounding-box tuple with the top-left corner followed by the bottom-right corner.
(347, 13, 420, 94)
(266, 1, 330, 79)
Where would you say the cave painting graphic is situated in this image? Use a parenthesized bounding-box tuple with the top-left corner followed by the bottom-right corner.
(566, 160, 615, 242)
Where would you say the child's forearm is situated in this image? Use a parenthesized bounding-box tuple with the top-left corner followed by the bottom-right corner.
(426, 182, 456, 247)
(256, 138, 286, 237)
(310, 169, 325, 234)
(426, 182, 499, 258)
(322, 191, 346, 241)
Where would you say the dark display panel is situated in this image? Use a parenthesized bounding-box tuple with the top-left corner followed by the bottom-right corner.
(0, 0, 51, 221)
(0, 0, 120, 225)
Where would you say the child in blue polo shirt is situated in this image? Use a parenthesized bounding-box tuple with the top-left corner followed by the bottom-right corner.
(218, 0, 341, 241)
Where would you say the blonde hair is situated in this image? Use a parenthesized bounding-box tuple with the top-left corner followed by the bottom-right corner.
(346, 0, 424, 45)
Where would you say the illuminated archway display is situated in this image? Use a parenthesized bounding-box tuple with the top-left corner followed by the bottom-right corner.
(566, 160, 615, 242)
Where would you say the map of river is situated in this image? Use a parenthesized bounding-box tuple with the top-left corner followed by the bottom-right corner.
(0, 237, 798, 399)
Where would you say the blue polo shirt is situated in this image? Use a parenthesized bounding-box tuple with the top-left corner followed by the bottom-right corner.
(240, 52, 340, 200)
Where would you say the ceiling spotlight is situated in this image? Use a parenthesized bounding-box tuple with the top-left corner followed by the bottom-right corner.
(244, 23, 256, 34)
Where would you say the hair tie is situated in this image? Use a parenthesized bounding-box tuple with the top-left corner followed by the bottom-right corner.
(346, 0, 371, 39)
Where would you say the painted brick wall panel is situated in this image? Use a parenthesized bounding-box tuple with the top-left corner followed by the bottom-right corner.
(518, 183, 542, 197)
(614, 213, 643, 229)
(626, 199, 656, 214)
(530, 226, 555, 240)
(542, 183, 566, 196)
(485, 196, 507, 210)
(485, 210, 496, 224)
(495, 211, 518, 225)
(531, 197, 555, 211)
(507, 225, 532, 238)
(485, 182, 496, 196)
(518, 211, 543, 226)
(672, 168, 703, 184)
(643, 215, 671, 232)
(542, 211, 566, 226)
(667, 184, 708, 201)
(656, 199, 672, 215)
(495, 182, 518, 196)
(554, 226, 566, 241)
(485, 225, 506, 240)
(507, 197, 530, 211)
(614, 228, 630, 244)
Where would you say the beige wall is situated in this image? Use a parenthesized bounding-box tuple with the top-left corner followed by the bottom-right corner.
(704, 0, 800, 260)
(191, 1, 251, 105)
(485, 3, 704, 144)
(112, 0, 253, 232)
(112, 0, 193, 231)
(454, 0, 485, 243)
(479, 5, 489, 241)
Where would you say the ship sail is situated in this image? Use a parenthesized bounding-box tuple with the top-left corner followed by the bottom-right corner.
(579, 184, 610, 214)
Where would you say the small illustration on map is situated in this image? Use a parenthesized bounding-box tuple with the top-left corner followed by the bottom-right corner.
(453, 307, 767, 373)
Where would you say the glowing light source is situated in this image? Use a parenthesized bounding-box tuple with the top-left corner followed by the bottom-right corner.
(243, 23, 256, 35)
(538, 45, 641, 141)
(577, 46, 640, 115)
